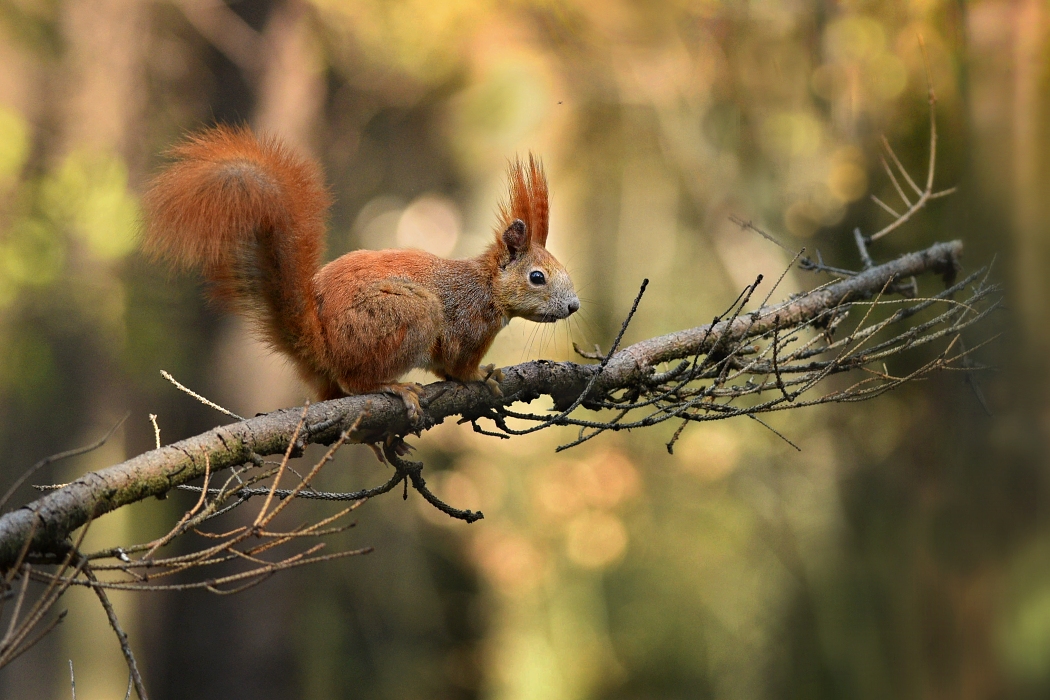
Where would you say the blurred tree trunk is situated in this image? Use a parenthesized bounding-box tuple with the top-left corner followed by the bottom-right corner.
(53, 0, 150, 698)
(1012, 0, 1050, 355)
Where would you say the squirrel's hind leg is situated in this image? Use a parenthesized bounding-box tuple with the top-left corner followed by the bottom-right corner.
(376, 382, 426, 425)
(316, 374, 427, 427)
(319, 277, 444, 425)
(444, 363, 504, 398)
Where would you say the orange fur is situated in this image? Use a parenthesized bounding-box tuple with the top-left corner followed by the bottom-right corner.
(497, 154, 549, 247)
(143, 126, 331, 373)
(143, 127, 577, 411)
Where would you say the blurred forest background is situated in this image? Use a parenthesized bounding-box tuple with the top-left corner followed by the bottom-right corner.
(0, 0, 1045, 698)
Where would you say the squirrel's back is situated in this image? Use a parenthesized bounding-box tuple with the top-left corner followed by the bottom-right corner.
(142, 126, 331, 367)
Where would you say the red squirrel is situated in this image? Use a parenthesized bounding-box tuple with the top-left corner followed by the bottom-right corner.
(143, 126, 579, 421)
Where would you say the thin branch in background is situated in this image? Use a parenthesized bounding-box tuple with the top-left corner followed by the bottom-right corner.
(175, 484, 373, 501)
(747, 414, 801, 451)
(880, 150, 914, 207)
(871, 194, 901, 218)
(853, 228, 874, 270)
(254, 425, 354, 529)
(919, 34, 938, 194)
(160, 370, 245, 421)
(572, 343, 606, 361)
(83, 566, 148, 700)
(959, 336, 993, 417)
(148, 415, 161, 450)
(0, 520, 93, 668)
(252, 407, 310, 528)
(798, 249, 857, 277)
(759, 248, 806, 308)
(0, 518, 39, 626)
(142, 454, 211, 560)
(3, 565, 31, 644)
(729, 215, 795, 253)
(867, 48, 957, 243)
(0, 414, 129, 514)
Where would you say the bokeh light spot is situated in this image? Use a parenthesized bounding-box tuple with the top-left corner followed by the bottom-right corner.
(0, 106, 29, 186)
(396, 194, 462, 256)
(829, 146, 869, 202)
(565, 511, 628, 569)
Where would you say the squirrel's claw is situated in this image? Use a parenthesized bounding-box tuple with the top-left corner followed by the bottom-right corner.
(369, 435, 415, 464)
(479, 364, 504, 398)
(368, 443, 386, 464)
(379, 382, 426, 428)
(388, 435, 415, 456)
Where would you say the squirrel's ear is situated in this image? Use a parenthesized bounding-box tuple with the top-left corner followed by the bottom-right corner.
(525, 154, 549, 248)
(498, 154, 548, 250)
(501, 219, 527, 260)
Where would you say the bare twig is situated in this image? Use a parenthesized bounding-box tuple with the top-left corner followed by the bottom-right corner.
(0, 414, 129, 513)
(729, 215, 794, 253)
(160, 370, 244, 421)
(83, 566, 148, 700)
(148, 415, 161, 450)
(868, 48, 957, 242)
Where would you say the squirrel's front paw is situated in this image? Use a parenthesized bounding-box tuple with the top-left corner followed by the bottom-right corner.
(479, 364, 504, 398)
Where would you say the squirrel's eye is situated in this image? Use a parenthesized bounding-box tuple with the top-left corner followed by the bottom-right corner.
(529, 270, 546, 285)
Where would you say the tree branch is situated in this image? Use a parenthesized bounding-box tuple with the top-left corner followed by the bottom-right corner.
(0, 240, 968, 570)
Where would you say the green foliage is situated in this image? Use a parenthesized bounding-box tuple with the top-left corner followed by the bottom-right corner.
(41, 149, 139, 260)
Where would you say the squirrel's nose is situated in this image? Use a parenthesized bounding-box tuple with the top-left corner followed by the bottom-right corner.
(567, 297, 580, 314)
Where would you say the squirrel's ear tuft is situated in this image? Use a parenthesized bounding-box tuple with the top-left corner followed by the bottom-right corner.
(501, 219, 527, 260)
(496, 152, 549, 248)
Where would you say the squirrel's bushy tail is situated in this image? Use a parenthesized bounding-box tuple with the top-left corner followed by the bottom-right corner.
(143, 126, 331, 366)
